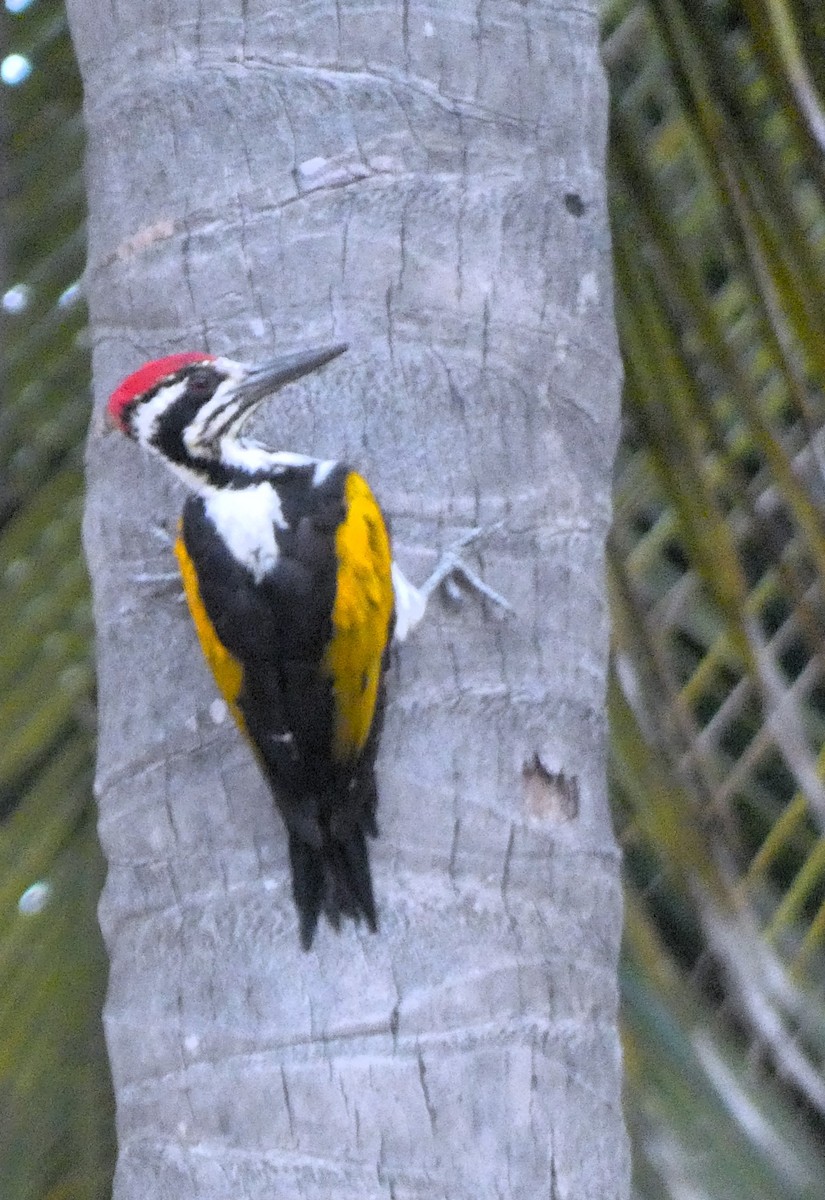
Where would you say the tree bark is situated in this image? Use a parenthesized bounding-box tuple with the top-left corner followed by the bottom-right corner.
(68, 2, 627, 1197)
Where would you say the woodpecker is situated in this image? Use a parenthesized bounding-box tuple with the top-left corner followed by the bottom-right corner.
(108, 343, 480, 948)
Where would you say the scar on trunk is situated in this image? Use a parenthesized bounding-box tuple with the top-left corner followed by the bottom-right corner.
(522, 753, 579, 821)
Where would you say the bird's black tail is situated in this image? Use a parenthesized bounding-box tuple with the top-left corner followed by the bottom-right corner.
(288, 821, 378, 951)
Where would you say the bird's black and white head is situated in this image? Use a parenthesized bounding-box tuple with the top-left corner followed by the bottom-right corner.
(107, 344, 347, 484)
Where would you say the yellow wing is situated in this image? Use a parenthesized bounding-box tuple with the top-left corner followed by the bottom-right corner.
(324, 472, 394, 761)
(173, 530, 248, 735)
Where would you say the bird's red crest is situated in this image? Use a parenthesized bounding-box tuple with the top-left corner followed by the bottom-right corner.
(107, 352, 215, 430)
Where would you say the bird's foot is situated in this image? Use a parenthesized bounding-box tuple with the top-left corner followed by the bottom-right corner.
(418, 523, 515, 613)
(130, 571, 179, 584)
(129, 526, 184, 596)
(393, 523, 514, 642)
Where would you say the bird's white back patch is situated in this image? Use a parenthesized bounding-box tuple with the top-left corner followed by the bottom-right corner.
(204, 482, 287, 581)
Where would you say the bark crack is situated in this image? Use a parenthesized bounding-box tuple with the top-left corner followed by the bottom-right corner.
(280, 1066, 296, 1141)
(416, 1050, 438, 1136)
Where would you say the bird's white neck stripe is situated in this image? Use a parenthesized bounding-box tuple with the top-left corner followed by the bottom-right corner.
(217, 439, 337, 482)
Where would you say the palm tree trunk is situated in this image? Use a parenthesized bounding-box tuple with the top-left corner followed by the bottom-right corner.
(68, 2, 627, 1196)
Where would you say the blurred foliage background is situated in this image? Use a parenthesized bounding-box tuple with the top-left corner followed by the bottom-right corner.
(0, 2, 112, 1198)
(3, 0, 825, 1197)
(606, 0, 825, 1195)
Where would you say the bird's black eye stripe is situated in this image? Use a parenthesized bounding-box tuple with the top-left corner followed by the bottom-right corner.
(131, 362, 217, 405)
(121, 366, 220, 436)
(126, 364, 221, 410)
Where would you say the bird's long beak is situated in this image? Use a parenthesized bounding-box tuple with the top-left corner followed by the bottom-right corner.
(233, 343, 348, 412)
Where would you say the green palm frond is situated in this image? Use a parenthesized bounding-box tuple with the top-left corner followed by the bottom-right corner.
(606, 0, 825, 1194)
(0, 3, 113, 1198)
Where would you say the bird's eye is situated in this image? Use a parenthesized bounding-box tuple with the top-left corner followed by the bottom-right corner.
(187, 368, 216, 397)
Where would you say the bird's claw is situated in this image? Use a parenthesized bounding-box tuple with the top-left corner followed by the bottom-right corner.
(130, 528, 183, 594)
(420, 523, 514, 615)
(129, 569, 185, 602)
(130, 571, 179, 584)
(150, 524, 175, 547)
